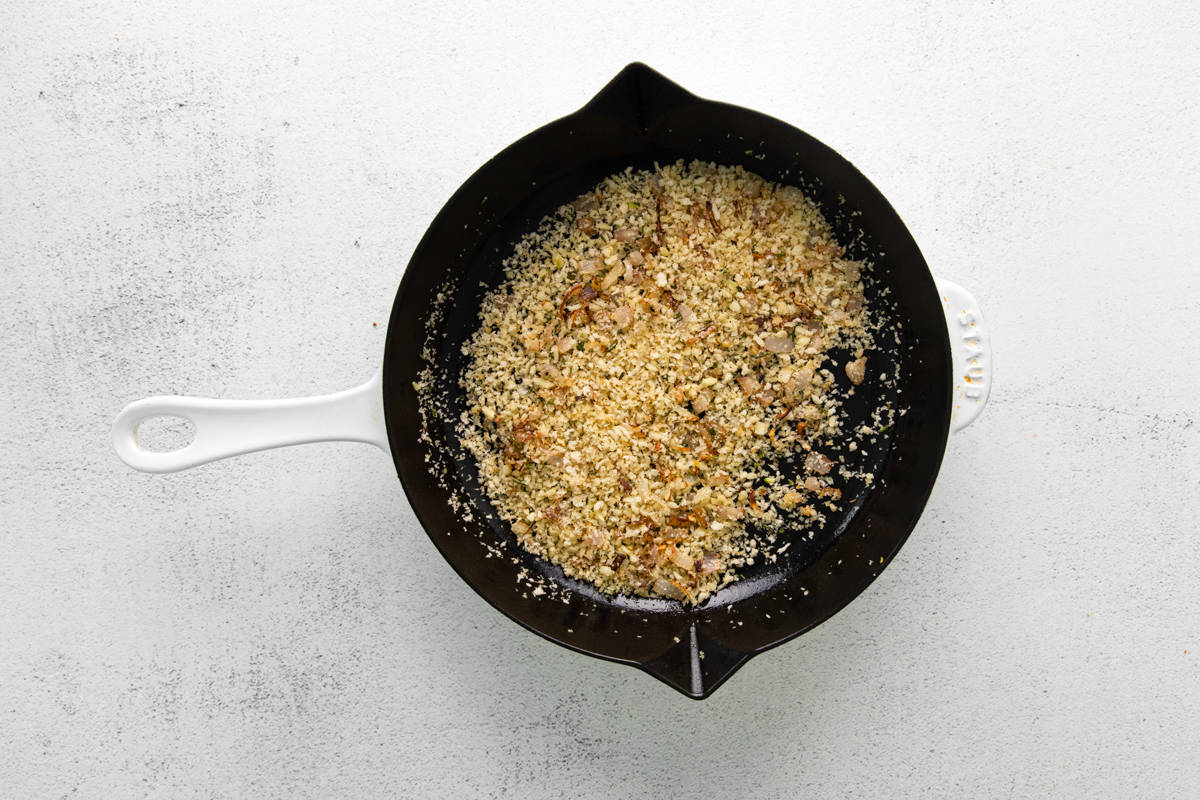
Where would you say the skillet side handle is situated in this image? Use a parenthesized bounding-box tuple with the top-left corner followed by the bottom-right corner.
(112, 371, 387, 473)
(936, 279, 992, 433)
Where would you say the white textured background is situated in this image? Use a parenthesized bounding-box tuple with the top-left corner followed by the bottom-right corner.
(2, 1, 1198, 797)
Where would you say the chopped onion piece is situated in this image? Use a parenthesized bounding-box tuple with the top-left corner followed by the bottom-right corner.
(763, 334, 794, 353)
(601, 262, 624, 290)
(575, 216, 598, 236)
(805, 451, 833, 475)
(668, 546, 695, 571)
(652, 577, 687, 600)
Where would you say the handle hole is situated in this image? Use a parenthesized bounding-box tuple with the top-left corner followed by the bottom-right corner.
(135, 415, 196, 453)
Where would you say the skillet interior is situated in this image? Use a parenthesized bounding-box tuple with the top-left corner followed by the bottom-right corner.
(383, 64, 951, 698)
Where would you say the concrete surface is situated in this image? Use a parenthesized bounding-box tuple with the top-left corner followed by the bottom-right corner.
(2, 1, 1198, 797)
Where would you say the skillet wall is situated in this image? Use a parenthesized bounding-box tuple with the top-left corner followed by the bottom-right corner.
(383, 64, 951, 697)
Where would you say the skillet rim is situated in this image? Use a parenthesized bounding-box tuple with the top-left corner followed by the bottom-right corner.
(382, 62, 952, 698)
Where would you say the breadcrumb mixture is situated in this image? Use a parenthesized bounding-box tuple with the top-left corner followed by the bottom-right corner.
(457, 161, 872, 603)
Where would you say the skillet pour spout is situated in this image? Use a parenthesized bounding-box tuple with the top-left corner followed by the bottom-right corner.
(642, 624, 752, 699)
(114, 63, 991, 699)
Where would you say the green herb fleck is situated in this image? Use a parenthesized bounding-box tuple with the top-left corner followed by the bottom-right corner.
(576, 341, 585, 351)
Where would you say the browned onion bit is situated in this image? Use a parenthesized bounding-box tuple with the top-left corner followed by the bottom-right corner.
(705, 200, 722, 234)
(575, 215, 598, 236)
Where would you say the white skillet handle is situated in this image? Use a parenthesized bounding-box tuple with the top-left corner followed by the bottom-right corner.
(112, 370, 388, 473)
(936, 278, 992, 433)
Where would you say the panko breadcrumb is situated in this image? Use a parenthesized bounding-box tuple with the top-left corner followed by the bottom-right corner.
(457, 160, 872, 604)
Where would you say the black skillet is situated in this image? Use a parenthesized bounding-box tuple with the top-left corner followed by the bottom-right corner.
(113, 63, 991, 698)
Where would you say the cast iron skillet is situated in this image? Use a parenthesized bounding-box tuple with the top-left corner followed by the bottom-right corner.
(113, 64, 992, 698)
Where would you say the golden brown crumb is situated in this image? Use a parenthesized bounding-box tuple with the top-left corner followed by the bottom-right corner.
(457, 161, 872, 603)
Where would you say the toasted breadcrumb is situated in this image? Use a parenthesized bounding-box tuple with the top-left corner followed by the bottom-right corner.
(457, 161, 873, 603)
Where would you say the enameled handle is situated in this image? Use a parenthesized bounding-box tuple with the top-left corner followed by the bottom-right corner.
(936, 279, 991, 433)
(112, 371, 388, 473)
